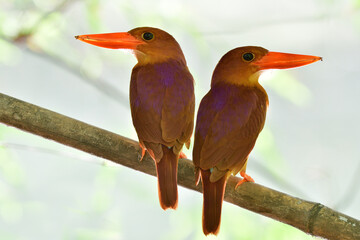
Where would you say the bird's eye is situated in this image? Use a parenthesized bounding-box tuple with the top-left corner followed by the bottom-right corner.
(242, 52, 255, 62)
(142, 32, 154, 41)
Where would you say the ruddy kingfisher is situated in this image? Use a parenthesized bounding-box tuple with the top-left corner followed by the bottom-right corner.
(193, 46, 321, 235)
(76, 27, 195, 210)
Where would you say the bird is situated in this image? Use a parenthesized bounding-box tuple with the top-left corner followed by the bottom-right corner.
(192, 46, 321, 236)
(75, 27, 195, 210)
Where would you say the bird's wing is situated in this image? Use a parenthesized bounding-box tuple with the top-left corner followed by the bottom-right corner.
(130, 64, 164, 144)
(194, 84, 267, 173)
(193, 90, 218, 168)
(161, 65, 195, 150)
(130, 61, 195, 154)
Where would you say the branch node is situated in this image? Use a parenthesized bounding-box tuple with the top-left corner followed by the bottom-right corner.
(307, 203, 324, 234)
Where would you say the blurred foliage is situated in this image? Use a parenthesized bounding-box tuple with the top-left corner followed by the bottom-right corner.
(64, 228, 122, 240)
(0, 127, 25, 233)
(0, 39, 21, 65)
(256, 127, 284, 169)
(91, 167, 119, 212)
(262, 70, 312, 106)
(221, 208, 317, 240)
(0, 147, 24, 187)
(354, 0, 360, 9)
(85, 0, 102, 32)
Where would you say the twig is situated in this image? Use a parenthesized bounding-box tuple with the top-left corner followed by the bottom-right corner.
(0, 92, 359, 240)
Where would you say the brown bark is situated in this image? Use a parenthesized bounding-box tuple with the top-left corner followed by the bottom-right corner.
(0, 92, 359, 240)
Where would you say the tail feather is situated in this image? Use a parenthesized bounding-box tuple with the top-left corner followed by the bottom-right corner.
(201, 169, 227, 236)
(155, 145, 179, 210)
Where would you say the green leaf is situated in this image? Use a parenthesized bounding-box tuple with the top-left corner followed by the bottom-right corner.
(0, 39, 22, 65)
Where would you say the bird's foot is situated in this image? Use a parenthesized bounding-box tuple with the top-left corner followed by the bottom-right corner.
(139, 145, 146, 162)
(179, 151, 187, 159)
(235, 171, 254, 189)
(194, 167, 201, 186)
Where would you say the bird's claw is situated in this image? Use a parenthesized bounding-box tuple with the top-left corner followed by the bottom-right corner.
(179, 151, 187, 159)
(235, 171, 254, 189)
(195, 167, 201, 186)
(139, 145, 146, 162)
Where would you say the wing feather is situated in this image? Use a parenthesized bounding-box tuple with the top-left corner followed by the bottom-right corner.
(130, 61, 195, 159)
(193, 83, 268, 175)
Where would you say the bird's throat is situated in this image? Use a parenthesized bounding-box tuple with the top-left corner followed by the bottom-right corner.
(134, 48, 186, 66)
(247, 72, 261, 86)
(212, 71, 261, 87)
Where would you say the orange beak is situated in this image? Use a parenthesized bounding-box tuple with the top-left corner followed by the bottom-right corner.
(75, 32, 144, 50)
(253, 52, 322, 70)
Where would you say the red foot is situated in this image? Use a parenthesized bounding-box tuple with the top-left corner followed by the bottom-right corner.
(179, 151, 187, 159)
(235, 171, 254, 189)
(139, 145, 146, 162)
(194, 167, 201, 186)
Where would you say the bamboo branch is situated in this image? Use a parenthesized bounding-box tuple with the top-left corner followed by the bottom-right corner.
(0, 92, 359, 240)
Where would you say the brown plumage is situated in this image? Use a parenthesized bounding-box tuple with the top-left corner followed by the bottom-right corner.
(76, 27, 195, 210)
(193, 46, 321, 235)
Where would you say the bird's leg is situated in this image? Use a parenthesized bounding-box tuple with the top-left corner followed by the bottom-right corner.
(194, 167, 201, 186)
(139, 143, 146, 162)
(235, 171, 254, 189)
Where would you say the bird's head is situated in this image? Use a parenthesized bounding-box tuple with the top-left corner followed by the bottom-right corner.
(211, 46, 322, 87)
(75, 27, 186, 65)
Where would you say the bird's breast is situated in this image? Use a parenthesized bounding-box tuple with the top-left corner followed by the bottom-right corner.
(131, 60, 194, 114)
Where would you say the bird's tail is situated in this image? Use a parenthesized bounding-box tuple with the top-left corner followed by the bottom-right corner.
(201, 169, 227, 236)
(155, 145, 179, 210)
